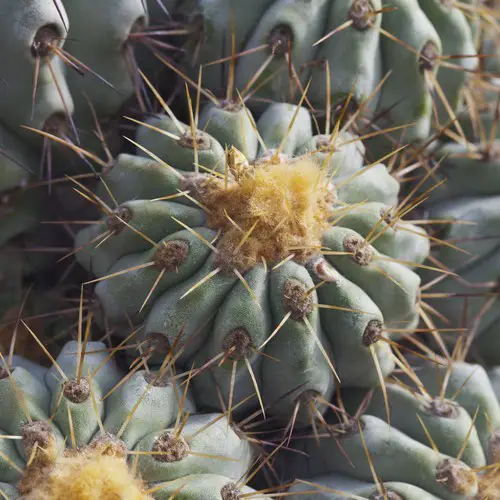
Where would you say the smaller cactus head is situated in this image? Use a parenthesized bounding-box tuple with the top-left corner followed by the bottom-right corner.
(17, 431, 151, 500)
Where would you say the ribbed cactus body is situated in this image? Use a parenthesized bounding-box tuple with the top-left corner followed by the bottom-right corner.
(177, 0, 477, 144)
(282, 357, 500, 499)
(0, 340, 265, 498)
(74, 101, 428, 425)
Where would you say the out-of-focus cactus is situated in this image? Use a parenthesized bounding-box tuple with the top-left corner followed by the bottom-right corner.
(172, 0, 478, 145)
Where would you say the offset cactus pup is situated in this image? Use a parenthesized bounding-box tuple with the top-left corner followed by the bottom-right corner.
(74, 99, 430, 427)
(0, 337, 271, 499)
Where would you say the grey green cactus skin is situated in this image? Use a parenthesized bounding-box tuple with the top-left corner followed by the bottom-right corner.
(172, 0, 477, 144)
(282, 357, 500, 500)
(74, 101, 429, 426)
(0, 340, 263, 499)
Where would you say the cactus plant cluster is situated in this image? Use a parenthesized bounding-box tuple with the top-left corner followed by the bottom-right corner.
(169, 0, 480, 146)
(2, 0, 500, 499)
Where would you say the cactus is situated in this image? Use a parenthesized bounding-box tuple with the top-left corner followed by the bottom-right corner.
(151, 474, 270, 499)
(172, 0, 478, 145)
(283, 414, 478, 499)
(0, 0, 70, 284)
(0, 0, 157, 323)
(72, 99, 430, 426)
(0, 0, 73, 143)
(366, 5, 500, 362)
(0, 338, 270, 499)
(390, 5, 500, 359)
(60, 0, 149, 154)
(412, 130, 500, 364)
(280, 355, 500, 500)
(0, 125, 56, 320)
(0, 0, 150, 250)
(0, 0, 153, 162)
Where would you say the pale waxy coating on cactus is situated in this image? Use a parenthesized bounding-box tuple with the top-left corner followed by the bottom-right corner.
(0, 339, 264, 499)
(174, 0, 477, 144)
(73, 100, 429, 426)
